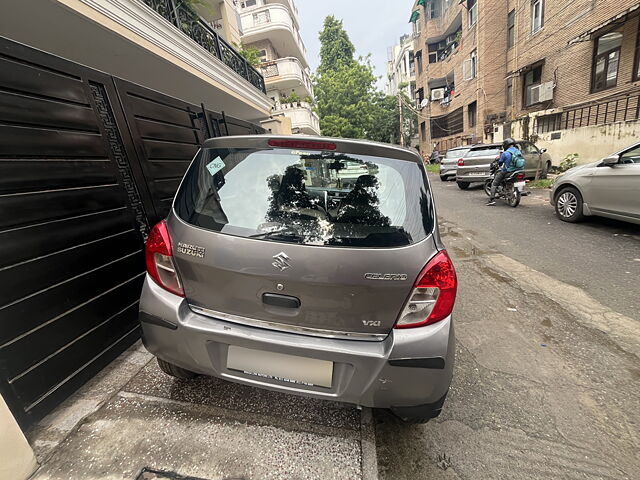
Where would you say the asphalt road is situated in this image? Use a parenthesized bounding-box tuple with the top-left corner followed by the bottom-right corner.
(375, 214, 640, 479)
(428, 175, 640, 321)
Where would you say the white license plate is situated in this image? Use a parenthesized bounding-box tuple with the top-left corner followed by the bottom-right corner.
(514, 181, 526, 189)
(226, 346, 333, 388)
(468, 171, 487, 176)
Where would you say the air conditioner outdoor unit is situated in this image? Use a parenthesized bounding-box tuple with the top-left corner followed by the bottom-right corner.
(530, 82, 554, 104)
(431, 88, 445, 101)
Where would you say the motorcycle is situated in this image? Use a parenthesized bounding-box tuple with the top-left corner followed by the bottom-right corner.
(484, 160, 527, 207)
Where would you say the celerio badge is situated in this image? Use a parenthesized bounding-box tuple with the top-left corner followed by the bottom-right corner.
(364, 273, 408, 281)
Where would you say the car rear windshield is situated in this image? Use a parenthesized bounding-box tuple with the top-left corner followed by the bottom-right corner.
(445, 148, 469, 158)
(174, 147, 434, 248)
(466, 147, 501, 157)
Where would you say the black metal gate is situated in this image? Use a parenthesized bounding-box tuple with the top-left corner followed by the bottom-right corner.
(0, 36, 263, 426)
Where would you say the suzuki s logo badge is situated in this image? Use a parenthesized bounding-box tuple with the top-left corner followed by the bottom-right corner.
(272, 252, 292, 271)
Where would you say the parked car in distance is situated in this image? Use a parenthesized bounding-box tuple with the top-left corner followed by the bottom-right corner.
(139, 135, 458, 424)
(551, 142, 640, 224)
(456, 141, 553, 190)
(455, 144, 502, 189)
(439, 146, 472, 181)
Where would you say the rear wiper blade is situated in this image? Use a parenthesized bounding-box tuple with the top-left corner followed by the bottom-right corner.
(250, 229, 303, 242)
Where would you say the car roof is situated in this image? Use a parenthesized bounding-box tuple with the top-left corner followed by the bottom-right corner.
(203, 134, 423, 164)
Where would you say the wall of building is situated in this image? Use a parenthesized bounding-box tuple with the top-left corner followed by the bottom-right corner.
(505, 116, 640, 166)
(0, 395, 37, 480)
(507, 0, 640, 117)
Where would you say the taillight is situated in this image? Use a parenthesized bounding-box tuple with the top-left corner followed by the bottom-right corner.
(395, 251, 457, 329)
(145, 220, 184, 297)
(457, 158, 464, 166)
(516, 173, 525, 181)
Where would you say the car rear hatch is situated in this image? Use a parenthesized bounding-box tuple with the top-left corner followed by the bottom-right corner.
(458, 146, 501, 176)
(167, 136, 439, 337)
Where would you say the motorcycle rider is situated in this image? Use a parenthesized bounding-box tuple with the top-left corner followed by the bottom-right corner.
(487, 138, 521, 206)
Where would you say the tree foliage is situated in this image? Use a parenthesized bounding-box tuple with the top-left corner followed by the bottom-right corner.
(314, 16, 414, 146)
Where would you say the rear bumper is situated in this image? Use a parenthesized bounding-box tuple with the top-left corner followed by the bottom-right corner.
(439, 165, 457, 177)
(456, 172, 490, 183)
(139, 276, 454, 410)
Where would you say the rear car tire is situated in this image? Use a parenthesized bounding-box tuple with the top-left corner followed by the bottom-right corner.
(389, 391, 448, 424)
(540, 161, 550, 179)
(554, 187, 584, 222)
(440, 175, 448, 182)
(157, 358, 198, 379)
(457, 181, 470, 190)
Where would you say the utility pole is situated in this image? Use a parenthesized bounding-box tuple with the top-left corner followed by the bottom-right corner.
(398, 91, 405, 147)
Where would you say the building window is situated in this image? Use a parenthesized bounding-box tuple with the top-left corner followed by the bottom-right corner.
(431, 107, 464, 139)
(507, 10, 515, 48)
(242, 0, 257, 8)
(420, 121, 427, 140)
(468, 0, 478, 27)
(415, 50, 423, 74)
(634, 23, 640, 81)
(468, 101, 477, 128)
(506, 77, 513, 106)
(464, 50, 477, 80)
(427, 27, 462, 63)
(592, 32, 623, 92)
(427, 0, 441, 20)
(531, 0, 544, 34)
(523, 65, 542, 107)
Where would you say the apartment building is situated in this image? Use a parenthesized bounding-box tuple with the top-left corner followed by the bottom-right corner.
(411, 0, 640, 164)
(411, 0, 509, 153)
(500, 0, 640, 164)
(1, 0, 271, 121)
(386, 34, 419, 147)
(237, 0, 320, 134)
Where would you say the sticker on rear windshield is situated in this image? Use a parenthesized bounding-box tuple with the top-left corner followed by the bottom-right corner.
(206, 156, 225, 176)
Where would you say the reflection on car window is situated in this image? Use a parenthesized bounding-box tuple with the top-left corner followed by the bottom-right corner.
(467, 148, 501, 157)
(174, 148, 433, 248)
(445, 149, 469, 158)
(620, 146, 640, 164)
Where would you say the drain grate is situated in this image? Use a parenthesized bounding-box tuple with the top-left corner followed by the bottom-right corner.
(136, 468, 222, 480)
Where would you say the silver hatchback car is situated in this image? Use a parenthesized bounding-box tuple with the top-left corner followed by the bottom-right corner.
(551, 142, 640, 224)
(139, 135, 457, 423)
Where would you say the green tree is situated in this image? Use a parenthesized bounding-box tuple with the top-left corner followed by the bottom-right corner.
(238, 44, 262, 67)
(318, 16, 356, 75)
(314, 16, 410, 145)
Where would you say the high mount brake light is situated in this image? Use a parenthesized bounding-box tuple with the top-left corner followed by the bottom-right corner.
(395, 251, 457, 329)
(145, 220, 184, 297)
(268, 139, 337, 150)
(457, 158, 465, 166)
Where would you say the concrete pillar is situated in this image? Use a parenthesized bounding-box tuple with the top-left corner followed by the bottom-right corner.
(0, 395, 37, 480)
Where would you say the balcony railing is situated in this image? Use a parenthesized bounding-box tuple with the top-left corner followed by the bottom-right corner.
(260, 57, 312, 93)
(240, 5, 307, 57)
(536, 92, 640, 133)
(140, 0, 266, 93)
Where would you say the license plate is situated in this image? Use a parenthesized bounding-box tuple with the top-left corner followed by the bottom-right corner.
(468, 171, 486, 176)
(226, 346, 333, 388)
(514, 181, 526, 189)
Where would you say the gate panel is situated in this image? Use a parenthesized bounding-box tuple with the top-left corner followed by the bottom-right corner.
(0, 38, 145, 425)
(114, 78, 207, 225)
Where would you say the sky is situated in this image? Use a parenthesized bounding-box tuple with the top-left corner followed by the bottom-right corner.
(295, 0, 413, 91)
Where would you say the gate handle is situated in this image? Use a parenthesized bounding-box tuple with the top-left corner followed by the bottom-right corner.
(262, 293, 300, 309)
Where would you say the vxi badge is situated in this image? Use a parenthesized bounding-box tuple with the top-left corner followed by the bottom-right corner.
(364, 273, 408, 281)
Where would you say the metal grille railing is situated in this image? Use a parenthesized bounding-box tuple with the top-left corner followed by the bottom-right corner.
(141, 0, 266, 93)
(536, 93, 640, 133)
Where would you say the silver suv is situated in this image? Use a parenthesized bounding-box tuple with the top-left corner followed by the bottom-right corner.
(139, 135, 457, 423)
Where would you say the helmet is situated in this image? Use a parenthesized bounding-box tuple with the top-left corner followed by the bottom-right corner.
(502, 138, 516, 150)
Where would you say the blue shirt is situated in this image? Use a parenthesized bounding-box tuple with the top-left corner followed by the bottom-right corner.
(498, 146, 521, 172)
